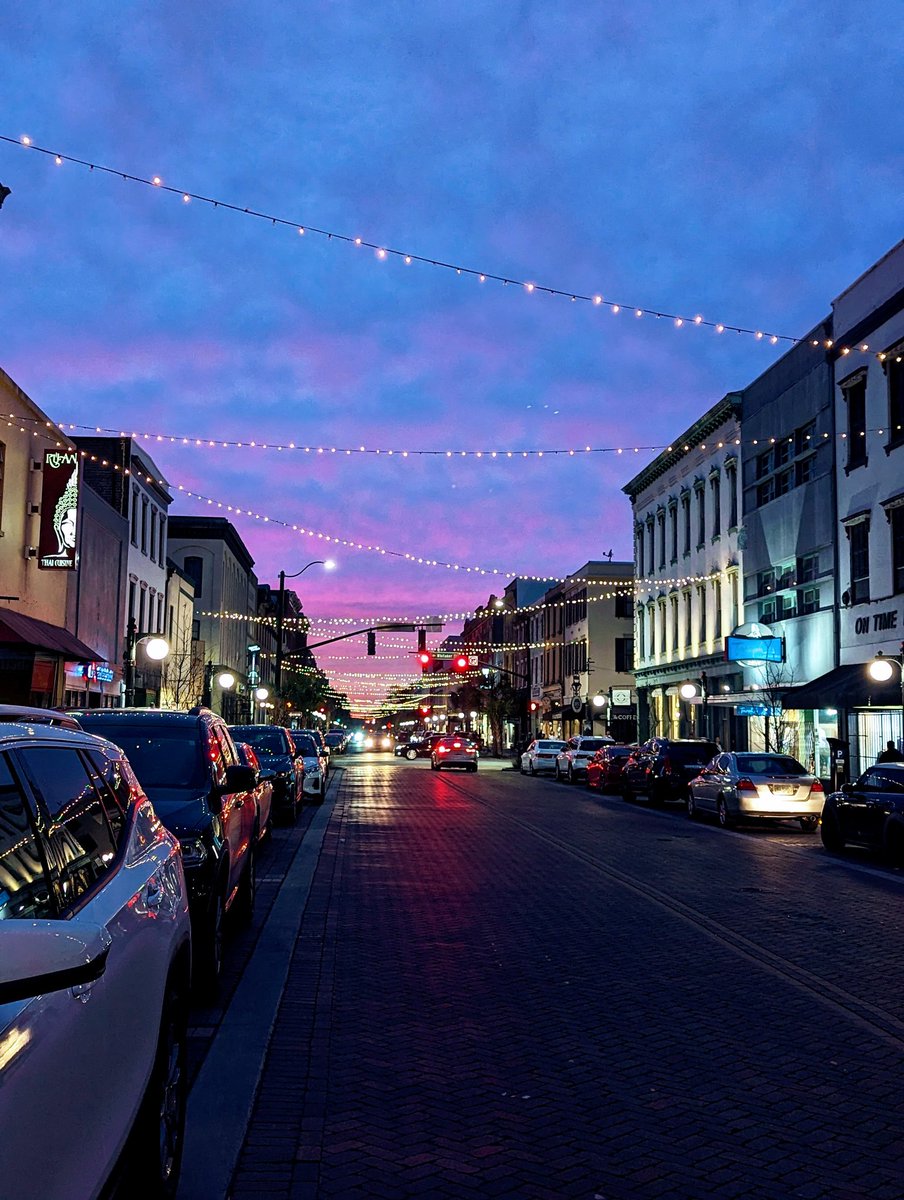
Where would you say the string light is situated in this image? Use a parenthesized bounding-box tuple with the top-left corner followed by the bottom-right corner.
(3, 131, 822, 352)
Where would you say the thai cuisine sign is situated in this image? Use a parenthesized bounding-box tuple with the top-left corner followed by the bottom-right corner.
(39, 450, 80, 569)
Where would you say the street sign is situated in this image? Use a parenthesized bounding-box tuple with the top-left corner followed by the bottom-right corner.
(571, 696, 583, 713)
(530, 685, 542, 700)
(611, 687, 632, 707)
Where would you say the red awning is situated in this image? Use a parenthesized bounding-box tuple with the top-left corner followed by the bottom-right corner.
(0, 609, 100, 662)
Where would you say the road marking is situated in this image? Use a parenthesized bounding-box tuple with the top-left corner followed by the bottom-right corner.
(177, 784, 335, 1200)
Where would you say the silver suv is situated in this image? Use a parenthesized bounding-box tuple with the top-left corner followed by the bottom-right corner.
(0, 720, 192, 1199)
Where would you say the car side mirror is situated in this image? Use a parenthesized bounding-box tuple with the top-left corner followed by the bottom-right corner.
(840, 782, 852, 793)
(223, 763, 257, 794)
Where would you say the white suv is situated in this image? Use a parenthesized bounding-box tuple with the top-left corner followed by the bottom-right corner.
(0, 721, 192, 1200)
(554, 736, 615, 783)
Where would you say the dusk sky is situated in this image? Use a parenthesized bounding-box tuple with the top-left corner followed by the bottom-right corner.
(2, 3, 901, 709)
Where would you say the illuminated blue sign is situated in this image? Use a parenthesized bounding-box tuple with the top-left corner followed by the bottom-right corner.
(724, 636, 785, 664)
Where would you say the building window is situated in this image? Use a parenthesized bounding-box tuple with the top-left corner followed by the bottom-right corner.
(0, 440, 5, 528)
(681, 493, 691, 555)
(670, 594, 679, 651)
(711, 474, 721, 538)
(795, 456, 814, 485)
(184, 556, 204, 596)
(158, 517, 166, 564)
(696, 485, 705, 547)
(844, 376, 868, 470)
(636, 607, 645, 661)
(758, 567, 776, 597)
(798, 587, 820, 615)
(773, 439, 791, 469)
(887, 355, 904, 449)
(713, 578, 722, 639)
(615, 594, 633, 619)
(757, 477, 775, 507)
(129, 580, 136, 621)
(657, 601, 666, 657)
(797, 553, 819, 583)
(646, 518, 655, 576)
(774, 469, 793, 498)
(697, 584, 707, 644)
(682, 590, 692, 648)
(760, 598, 777, 624)
(139, 587, 147, 633)
(795, 420, 816, 455)
(130, 488, 139, 546)
(849, 521, 870, 604)
(149, 508, 157, 563)
(141, 497, 149, 554)
(727, 571, 739, 630)
(726, 463, 738, 528)
(669, 503, 678, 562)
(892, 506, 904, 594)
(756, 450, 772, 480)
(658, 510, 666, 569)
(615, 637, 634, 672)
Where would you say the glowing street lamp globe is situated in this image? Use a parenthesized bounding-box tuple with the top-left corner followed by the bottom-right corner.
(868, 656, 894, 682)
(679, 681, 699, 701)
(254, 686, 270, 701)
(217, 671, 236, 690)
(143, 636, 169, 662)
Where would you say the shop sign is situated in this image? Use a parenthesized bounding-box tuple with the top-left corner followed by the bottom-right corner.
(39, 450, 80, 570)
(725, 635, 784, 664)
(853, 609, 899, 636)
(80, 662, 115, 684)
(611, 687, 632, 707)
(736, 703, 780, 717)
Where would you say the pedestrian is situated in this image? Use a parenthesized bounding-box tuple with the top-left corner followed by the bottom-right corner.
(876, 739, 904, 763)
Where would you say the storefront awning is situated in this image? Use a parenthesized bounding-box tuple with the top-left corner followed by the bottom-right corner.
(0, 609, 100, 662)
(782, 664, 901, 710)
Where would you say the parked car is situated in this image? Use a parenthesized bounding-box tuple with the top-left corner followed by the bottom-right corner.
(234, 741, 274, 843)
(230, 724, 304, 823)
(820, 762, 904, 862)
(0, 719, 192, 1200)
(363, 730, 394, 752)
(75, 707, 257, 995)
(687, 751, 824, 829)
(0, 703, 84, 730)
(297, 727, 332, 771)
(431, 735, 479, 772)
(586, 744, 634, 792)
(621, 737, 720, 805)
(555, 736, 614, 783)
(397, 732, 445, 759)
(325, 729, 348, 754)
(520, 738, 567, 775)
(291, 731, 327, 801)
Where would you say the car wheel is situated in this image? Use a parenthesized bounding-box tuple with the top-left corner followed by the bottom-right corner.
(406, 748, 417, 760)
(717, 796, 735, 829)
(529, 762, 536, 776)
(820, 805, 846, 851)
(567, 766, 575, 784)
(686, 792, 697, 819)
(234, 846, 256, 925)
(470, 764, 478, 773)
(122, 976, 188, 1199)
(196, 888, 225, 1000)
(883, 822, 904, 867)
(799, 815, 819, 832)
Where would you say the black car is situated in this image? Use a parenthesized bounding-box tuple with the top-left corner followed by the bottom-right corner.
(230, 724, 304, 822)
(820, 762, 904, 863)
(74, 707, 258, 995)
(621, 737, 720, 805)
(395, 733, 444, 760)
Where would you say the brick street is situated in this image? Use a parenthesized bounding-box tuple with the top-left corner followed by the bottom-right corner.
(188, 755, 904, 1200)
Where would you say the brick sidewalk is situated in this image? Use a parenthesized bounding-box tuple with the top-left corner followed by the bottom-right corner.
(229, 762, 904, 1200)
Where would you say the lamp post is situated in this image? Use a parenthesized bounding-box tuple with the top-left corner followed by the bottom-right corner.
(201, 661, 237, 711)
(123, 616, 169, 707)
(679, 671, 708, 738)
(867, 642, 904, 751)
(274, 559, 335, 693)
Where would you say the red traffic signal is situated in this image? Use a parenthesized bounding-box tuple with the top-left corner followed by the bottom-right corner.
(452, 654, 470, 673)
(418, 704, 432, 717)
(417, 650, 434, 670)
(528, 700, 540, 712)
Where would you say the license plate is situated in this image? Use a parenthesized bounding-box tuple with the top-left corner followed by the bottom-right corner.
(771, 785, 794, 795)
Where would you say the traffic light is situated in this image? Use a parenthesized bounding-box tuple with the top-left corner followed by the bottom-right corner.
(417, 628, 427, 653)
(452, 654, 470, 673)
(367, 630, 376, 655)
(528, 700, 540, 713)
(418, 704, 432, 717)
(417, 650, 434, 670)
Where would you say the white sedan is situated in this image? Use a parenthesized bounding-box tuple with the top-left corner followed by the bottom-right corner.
(0, 719, 192, 1200)
(520, 738, 567, 775)
(291, 731, 328, 801)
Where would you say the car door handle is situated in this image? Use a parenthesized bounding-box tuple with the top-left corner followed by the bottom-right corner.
(146, 881, 164, 909)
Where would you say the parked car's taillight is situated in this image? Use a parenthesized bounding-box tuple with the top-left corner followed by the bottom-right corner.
(810, 779, 824, 794)
(737, 778, 758, 795)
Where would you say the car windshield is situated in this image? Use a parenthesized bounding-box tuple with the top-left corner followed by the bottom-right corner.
(736, 754, 808, 776)
(605, 747, 632, 757)
(325, 733, 344, 746)
(230, 727, 289, 757)
(538, 741, 565, 750)
(668, 742, 719, 763)
(294, 735, 318, 756)
(76, 719, 207, 790)
(578, 739, 608, 751)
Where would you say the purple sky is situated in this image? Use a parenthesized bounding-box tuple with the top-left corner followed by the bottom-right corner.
(1, 2, 901, 711)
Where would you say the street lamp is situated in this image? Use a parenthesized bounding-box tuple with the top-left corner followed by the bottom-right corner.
(274, 559, 336, 692)
(679, 671, 708, 737)
(201, 662, 236, 709)
(123, 616, 170, 707)
(868, 642, 904, 749)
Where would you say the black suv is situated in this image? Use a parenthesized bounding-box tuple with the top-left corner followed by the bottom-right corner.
(230, 724, 304, 822)
(621, 738, 720, 805)
(74, 707, 257, 994)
